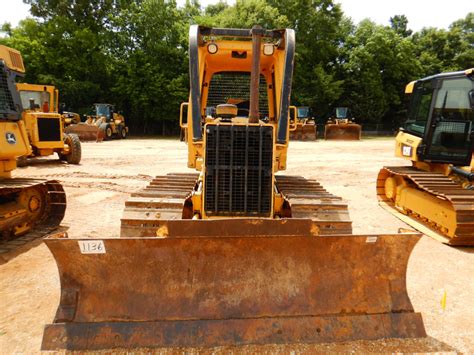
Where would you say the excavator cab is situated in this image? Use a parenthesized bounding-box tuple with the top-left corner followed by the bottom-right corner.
(402, 72, 474, 166)
(42, 26, 425, 350)
(378, 69, 474, 245)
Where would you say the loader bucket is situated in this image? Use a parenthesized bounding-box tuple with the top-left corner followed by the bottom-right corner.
(290, 123, 317, 141)
(64, 123, 104, 142)
(42, 224, 425, 350)
(324, 123, 361, 140)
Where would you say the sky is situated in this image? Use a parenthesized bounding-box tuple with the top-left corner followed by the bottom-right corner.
(0, 0, 472, 32)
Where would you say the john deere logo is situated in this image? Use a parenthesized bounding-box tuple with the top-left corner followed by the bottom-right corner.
(6, 132, 16, 145)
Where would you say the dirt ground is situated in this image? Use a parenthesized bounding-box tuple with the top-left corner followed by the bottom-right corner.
(0, 137, 472, 354)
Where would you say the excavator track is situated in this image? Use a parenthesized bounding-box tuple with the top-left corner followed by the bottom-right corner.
(377, 166, 474, 246)
(0, 179, 66, 256)
(121, 173, 351, 237)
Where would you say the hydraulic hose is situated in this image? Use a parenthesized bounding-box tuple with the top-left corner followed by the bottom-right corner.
(451, 166, 474, 181)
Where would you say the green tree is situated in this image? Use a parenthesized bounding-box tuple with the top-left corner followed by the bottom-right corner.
(267, 0, 348, 117)
(197, 0, 288, 29)
(109, 0, 188, 134)
(341, 20, 421, 127)
(390, 15, 412, 37)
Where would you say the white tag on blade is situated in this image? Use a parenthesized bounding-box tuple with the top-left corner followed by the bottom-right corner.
(78, 240, 106, 254)
(366, 236, 378, 243)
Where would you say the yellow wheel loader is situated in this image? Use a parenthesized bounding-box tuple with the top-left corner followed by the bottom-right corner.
(0, 45, 66, 240)
(15, 82, 82, 164)
(378, 69, 474, 246)
(324, 106, 361, 140)
(66, 103, 127, 141)
(41, 26, 425, 351)
(289, 106, 317, 140)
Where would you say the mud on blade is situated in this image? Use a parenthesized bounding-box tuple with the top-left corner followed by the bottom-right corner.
(42, 230, 425, 350)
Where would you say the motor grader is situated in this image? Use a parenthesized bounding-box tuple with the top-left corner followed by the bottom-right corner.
(289, 106, 317, 140)
(15, 82, 82, 164)
(324, 106, 361, 140)
(41, 26, 425, 350)
(0, 45, 66, 240)
(378, 69, 474, 246)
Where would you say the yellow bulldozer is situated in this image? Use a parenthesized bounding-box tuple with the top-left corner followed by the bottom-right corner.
(0, 45, 66, 240)
(41, 26, 425, 350)
(289, 106, 317, 140)
(15, 82, 82, 164)
(378, 69, 474, 246)
(324, 106, 361, 140)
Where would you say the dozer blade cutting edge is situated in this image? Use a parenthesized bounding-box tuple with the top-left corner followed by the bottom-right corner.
(41, 226, 425, 350)
(324, 123, 361, 140)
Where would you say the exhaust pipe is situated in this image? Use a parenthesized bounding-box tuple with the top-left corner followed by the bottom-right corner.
(249, 25, 264, 124)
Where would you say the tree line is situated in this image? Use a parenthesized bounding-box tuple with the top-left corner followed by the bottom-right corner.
(1, 0, 472, 135)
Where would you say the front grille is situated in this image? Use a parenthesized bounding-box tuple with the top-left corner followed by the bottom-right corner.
(204, 124, 273, 217)
(37, 117, 61, 141)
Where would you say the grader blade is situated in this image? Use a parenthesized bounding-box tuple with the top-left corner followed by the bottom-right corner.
(64, 124, 104, 142)
(42, 229, 425, 350)
(324, 123, 361, 140)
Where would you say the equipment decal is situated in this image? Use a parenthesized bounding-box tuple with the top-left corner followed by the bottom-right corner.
(5, 132, 16, 145)
(78, 240, 106, 254)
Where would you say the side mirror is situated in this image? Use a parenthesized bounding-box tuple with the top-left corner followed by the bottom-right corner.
(180, 102, 189, 128)
(469, 90, 474, 109)
(289, 106, 297, 131)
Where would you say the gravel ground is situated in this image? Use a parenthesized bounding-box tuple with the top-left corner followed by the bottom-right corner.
(0, 137, 472, 353)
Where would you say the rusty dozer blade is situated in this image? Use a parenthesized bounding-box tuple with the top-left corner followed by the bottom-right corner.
(324, 123, 361, 140)
(64, 123, 104, 142)
(42, 222, 425, 351)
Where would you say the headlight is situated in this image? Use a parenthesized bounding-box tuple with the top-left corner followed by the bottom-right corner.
(263, 43, 275, 56)
(207, 43, 218, 54)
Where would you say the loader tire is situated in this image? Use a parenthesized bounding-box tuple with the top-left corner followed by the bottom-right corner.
(120, 126, 127, 139)
(105, 125, 113, 140)
(62, 133, 82, 164)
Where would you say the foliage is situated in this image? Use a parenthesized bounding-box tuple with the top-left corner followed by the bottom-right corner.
(0, 2, 472, 134)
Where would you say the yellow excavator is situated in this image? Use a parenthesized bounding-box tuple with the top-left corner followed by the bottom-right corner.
(41, 26, 425, 350)
(324, 107, 361, 140)
(289, 106, 317, 140)
(0, 45, 66, 240)
(378, 69, 474, 246)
